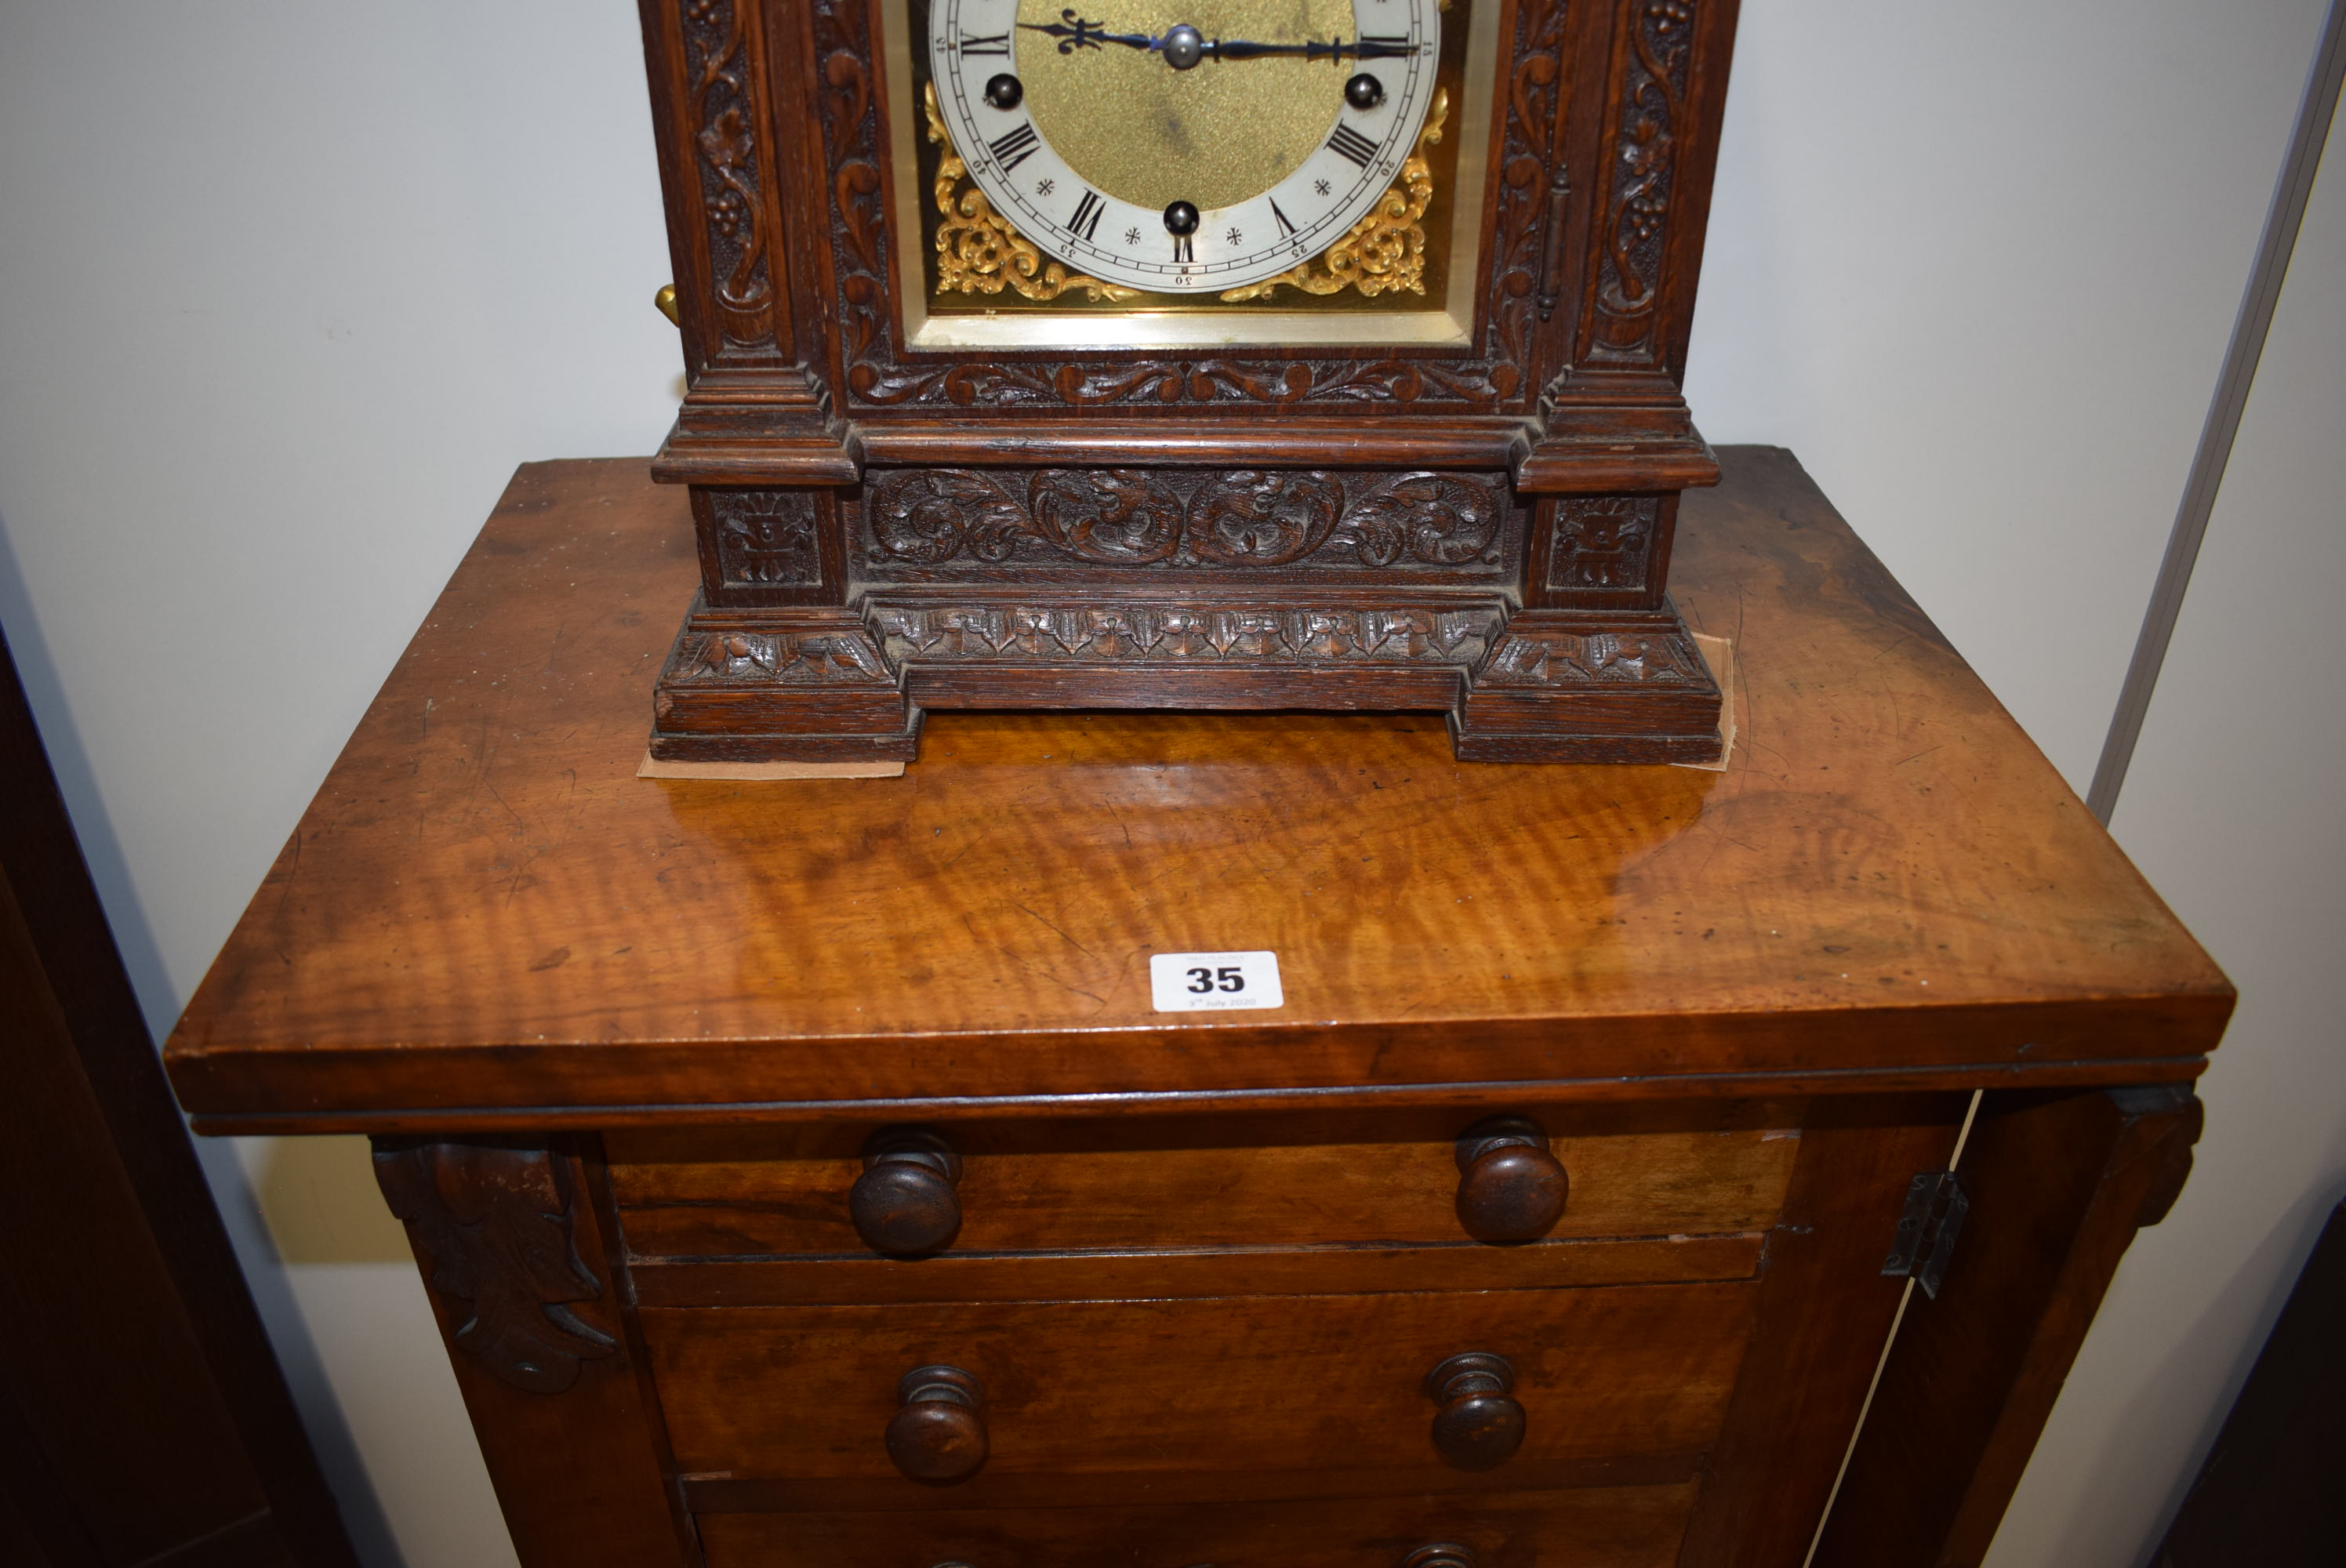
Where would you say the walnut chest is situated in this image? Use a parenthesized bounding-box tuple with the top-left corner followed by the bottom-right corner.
(163, 449, 2232, 1568)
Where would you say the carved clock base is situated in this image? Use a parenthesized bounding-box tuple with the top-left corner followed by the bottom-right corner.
(650, 605, 921, 764)
(648, 597, 1722, 766)
(1451, 608, 1726, 763)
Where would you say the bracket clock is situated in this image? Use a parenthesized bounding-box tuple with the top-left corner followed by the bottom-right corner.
(636, 0, 1740, 763)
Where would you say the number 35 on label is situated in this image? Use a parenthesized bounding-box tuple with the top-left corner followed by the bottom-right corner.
(1148, 950, 1285, 1013)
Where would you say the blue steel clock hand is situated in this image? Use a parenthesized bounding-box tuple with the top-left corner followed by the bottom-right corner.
(1016, 12, 1425, 67)
(1017, 10, 1158, 54)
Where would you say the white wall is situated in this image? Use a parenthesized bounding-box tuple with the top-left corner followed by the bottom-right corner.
(0, 5, 677, 1563)
(1984, 100, 2346, 1568)
(0, 2, 2335, 1565)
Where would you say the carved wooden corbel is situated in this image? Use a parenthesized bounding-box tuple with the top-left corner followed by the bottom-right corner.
(2106, 1083, 2206, 1228)
(371, 1140, 617, 1394)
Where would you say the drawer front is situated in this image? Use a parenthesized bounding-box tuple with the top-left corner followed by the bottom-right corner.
(607, 1103, 1799, 1260)
(645, 1283, 1756, 1491)
(696, 1483, 1700, 1568)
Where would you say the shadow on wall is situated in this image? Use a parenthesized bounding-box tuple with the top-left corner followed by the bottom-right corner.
(254, 1136, 417, 1265)
(0, 507, 176, 1036)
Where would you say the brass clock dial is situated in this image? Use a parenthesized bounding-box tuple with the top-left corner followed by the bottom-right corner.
(929, 0, 1441, 293)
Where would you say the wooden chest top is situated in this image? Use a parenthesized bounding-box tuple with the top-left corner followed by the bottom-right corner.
(162, 448, 2229, 1131)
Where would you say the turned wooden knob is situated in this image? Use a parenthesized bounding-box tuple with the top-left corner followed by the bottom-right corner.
(1425, 1352, 1525, 1472)
(1454, 1115, 1567, 1241)
(850, 1127, 963, 1254)
(885, 1364, 986, 1483)
(1402, 1547, 1479, 1568)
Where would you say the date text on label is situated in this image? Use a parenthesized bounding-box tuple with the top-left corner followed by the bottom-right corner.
(1148, 950, 1285, 1013)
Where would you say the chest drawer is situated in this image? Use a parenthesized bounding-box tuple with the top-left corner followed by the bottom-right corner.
(695, 1483, 1701, 1568)
(642, 1280, 1756, 1497)
(606, 1102, 1799, 1261)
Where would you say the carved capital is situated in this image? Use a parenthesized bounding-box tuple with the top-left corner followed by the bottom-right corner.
(372, 1140, 617, 1394)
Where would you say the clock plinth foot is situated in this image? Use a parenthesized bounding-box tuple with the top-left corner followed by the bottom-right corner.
(645, 598, 1723, 767)
(648, 602, 917, 764)
(1449, 607, 1724, 764)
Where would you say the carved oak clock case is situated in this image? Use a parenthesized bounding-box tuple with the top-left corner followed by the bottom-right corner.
(636, 0, 1741, 763)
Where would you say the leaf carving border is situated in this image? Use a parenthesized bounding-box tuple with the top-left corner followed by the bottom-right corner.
(1479, 626, 1703, 688)
(871, 602, 1506, 666)
(855, 467, 1523, 575)
(811, 0, 1567, 412)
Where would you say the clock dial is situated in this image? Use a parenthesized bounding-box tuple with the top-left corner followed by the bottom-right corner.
(930, 0, 1440, 294)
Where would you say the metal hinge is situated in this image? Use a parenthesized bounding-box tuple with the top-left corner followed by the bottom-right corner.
(1883, 1170, 1970, 1300)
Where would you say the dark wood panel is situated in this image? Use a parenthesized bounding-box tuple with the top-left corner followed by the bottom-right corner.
(643, 1282, 1756, 1483)
(608, 1114, 1798, 1260)
(683, 1453, 1701, 1513)
(0, 1490, 63, 1568)
(0, 882, 272, 1563)
(630, 1234, 1766, 1307)
(0, 625, 349, 1568)
(696, 1483, 1701, 1568)
(0, 1375, 92, 1568)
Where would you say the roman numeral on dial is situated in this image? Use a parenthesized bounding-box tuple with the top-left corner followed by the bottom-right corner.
(1270, 198, 1298, 237)
(1171, 234, 1194, 263)
(987, 122, 1040, 172)
(958, 31, 1010, 54)
(1325, 122, 1381, 169)
(1068, 189, 1105, 241)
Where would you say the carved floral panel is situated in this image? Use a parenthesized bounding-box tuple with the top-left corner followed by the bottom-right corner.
(854, 468, 1523, 576)
(1545, 496, 1659, 590)
(711, 491, 824, 588)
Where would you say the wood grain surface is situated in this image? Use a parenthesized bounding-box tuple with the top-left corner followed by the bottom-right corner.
(607, 1112, 1798, 1259)
(1813, 1086, 2207, 1567)
(162, 449, 2232, 1129)
(692, 1482, 1701, 1568)
(627, 1234, 1767, 1308)
(1674, 1093, 1967, 1566)
(642, 1283, 1755, 1484)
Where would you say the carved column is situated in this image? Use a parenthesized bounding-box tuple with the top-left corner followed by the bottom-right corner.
(372, 1138, 687, 1567)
